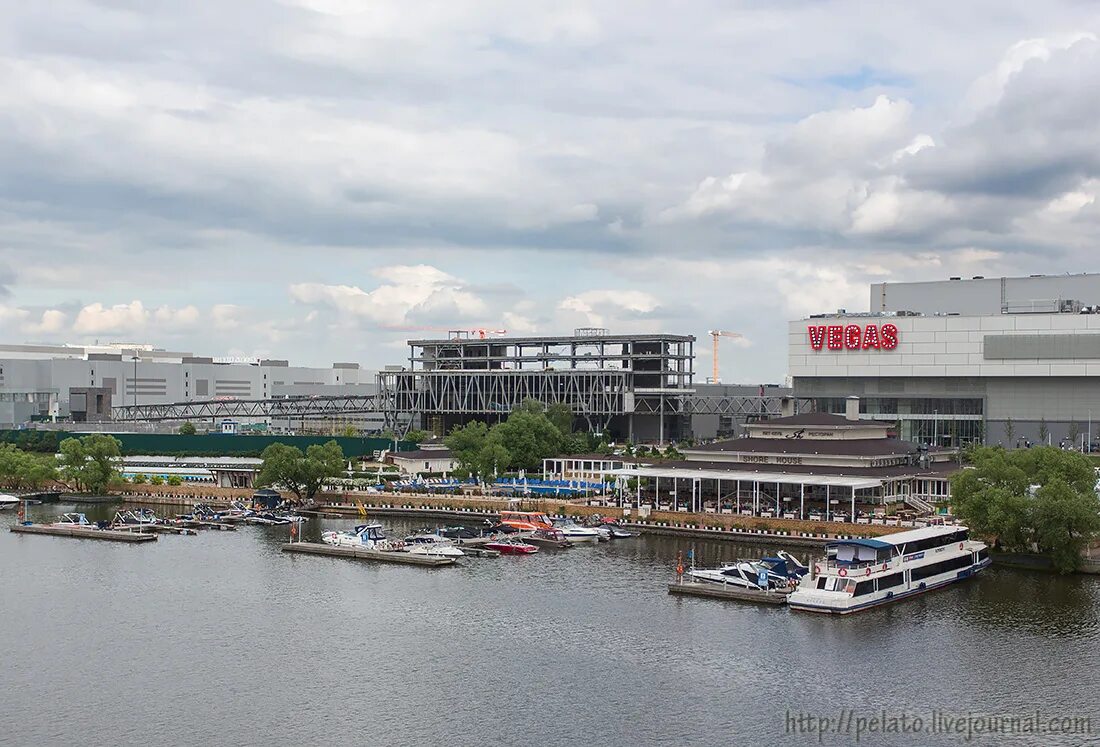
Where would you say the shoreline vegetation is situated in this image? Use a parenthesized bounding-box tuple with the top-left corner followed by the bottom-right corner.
(5, 408, 1100, 574)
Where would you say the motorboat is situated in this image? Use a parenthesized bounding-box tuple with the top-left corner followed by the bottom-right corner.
(0, 494, 19, 511)
(498, 511, 555, 532)
(53, 513, 97, 528)
(528, 527, 574, 548)
(112, 509, 159, 527)
(584, 515, 633, 539)
(321, 523, 403, 551)
(551, 518, 601, 543)
(438, 525, 482, 540)
(485, 537, 539, 555)
(402, 533, 465, 558)
(788, 526, 990, 615)
(598, 521, 634, 539)
(759, 550, 809, 579)
(688, 561, 786, 590)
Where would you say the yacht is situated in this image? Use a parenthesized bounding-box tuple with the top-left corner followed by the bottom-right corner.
(787, 525, 990, 615)
(321, 523, 402, 551)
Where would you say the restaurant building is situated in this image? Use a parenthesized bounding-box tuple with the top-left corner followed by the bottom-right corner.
(607, 398, 958, 521)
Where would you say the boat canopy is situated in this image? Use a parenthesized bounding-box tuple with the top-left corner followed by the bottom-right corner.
(828, 538, 893, 564)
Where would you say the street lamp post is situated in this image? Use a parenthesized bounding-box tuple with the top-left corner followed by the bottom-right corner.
(932, 410, 938, 447)
(131, 355, 141, 409)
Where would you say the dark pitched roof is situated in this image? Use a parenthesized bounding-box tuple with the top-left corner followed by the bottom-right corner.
(393, 449, 453, 460)
(649, 459, 960, 480)
(750, 412, 868, 427)
(687, 437, 919, 457)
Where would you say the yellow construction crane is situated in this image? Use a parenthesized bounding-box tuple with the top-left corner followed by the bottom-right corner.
(708, 330, 743, 383)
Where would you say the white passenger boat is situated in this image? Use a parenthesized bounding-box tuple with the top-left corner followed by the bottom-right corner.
(321, 523, 404, 551)
(0, 494, 18, 511)
(787, 525, 990, 615)
(402, 533, 465, 558)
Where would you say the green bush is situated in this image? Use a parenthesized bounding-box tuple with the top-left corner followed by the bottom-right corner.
(132, 473, 148, 484)
(166, 475, 183, 486)
(150, 475, 164, 486)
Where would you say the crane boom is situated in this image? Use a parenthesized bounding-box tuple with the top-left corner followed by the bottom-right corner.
(707, 329, 743, 384)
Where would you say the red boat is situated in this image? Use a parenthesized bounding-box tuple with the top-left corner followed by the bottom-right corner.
(485, 537, 539, 555)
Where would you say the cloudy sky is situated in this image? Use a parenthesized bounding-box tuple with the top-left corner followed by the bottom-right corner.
(3, 1, 1100, 382)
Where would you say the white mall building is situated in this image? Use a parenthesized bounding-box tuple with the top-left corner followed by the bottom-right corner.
(790, 273, 1100, 447)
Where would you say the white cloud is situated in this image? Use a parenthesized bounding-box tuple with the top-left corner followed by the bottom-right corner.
(289, 263, 488, 325)
(72, 301, 149, 335)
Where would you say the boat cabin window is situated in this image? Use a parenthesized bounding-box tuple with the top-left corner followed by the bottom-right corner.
(910, 554, 972, 582)
(853, 580, 875, 597)
(900, 529, 970, 555)
(834, 544, 884, 565)
(817, 576, 848, 592)
(877, 572, 904, 591)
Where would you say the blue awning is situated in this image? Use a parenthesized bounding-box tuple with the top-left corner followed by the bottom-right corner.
(828, 538, 892, 550)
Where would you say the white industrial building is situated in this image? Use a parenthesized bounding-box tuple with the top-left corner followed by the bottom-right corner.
(0, 342, 383, 430)
(792, 273, 1100, 447)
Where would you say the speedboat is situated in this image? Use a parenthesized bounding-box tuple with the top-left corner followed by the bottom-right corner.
(0, 494, 18, 511)
(528, 527, 574, 548)
(688, 561, 786, 590)
(759, 550, 809, 579)
(53, 513, 96, 528)
(112, 509, 159, 527)
(321, 523, 403, 551)
(438, 525, 482, 540)
(485, 537, 539, 555)
(402, 533, 465, 557)
(599, 521, 634, 539)
(498, 511, 555, 531)
(552, 519, 601, 543)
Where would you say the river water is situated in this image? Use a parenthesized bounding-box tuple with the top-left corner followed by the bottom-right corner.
(1, 502, 1098, 747)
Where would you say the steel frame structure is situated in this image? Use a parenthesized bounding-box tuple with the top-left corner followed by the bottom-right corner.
(111, 389, 812, 423)
(111, 395, 385, 422)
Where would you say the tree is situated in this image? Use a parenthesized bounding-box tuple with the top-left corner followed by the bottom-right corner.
(404, 429, 430, 444)
(178, 422, 197, 436)
(58, 434, 122, 494)
(1068, 420, 1081, 449)
(952, 445, 1100, 571)
(257, 440, 346, 503)
(1032, 478, 1100, 573)
(545, 402, 574, 435)
(0, 445, 58, 490)
(1003, 416, 1016, 447)
(491, 407, 565, 471)
(445, 421, 490, 471)
(1038, 417, 1049, 445)
(474, 440, 511, 482)
(340, 425, 358, 437)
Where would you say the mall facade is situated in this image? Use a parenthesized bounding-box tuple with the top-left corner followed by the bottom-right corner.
(790, 273, 1100, 448)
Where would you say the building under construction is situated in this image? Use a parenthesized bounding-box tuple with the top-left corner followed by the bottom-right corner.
(381, 329, 696, 441)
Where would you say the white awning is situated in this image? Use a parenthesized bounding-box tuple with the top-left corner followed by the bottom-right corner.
(609, 465, 882, 490)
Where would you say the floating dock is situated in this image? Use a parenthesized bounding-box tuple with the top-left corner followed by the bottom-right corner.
(10, 524, 157, 543)
(666, 581, 789, 605)
(281, 542, 456, 566)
